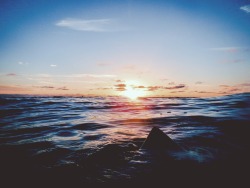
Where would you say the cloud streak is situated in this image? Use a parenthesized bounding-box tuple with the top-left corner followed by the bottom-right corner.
(210, 47, 249, 53)
(56, 18, 114, 32)
(221, 59, 245, 64)
(114, 84, 126, 91)
(218, 82, 250, 95)
(6, 73, 17, 76)
(18, 61, 29, 65)
(33, 85, 69, 91)
(164, 84, 186, 90)
(132, 84, 187, 91)
(240, 5, 250, 13)
(57, 86, 69, 91)
(195, 81, 203, 85)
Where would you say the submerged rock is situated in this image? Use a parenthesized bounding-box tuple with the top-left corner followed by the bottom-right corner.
(140, 127, 182, 151)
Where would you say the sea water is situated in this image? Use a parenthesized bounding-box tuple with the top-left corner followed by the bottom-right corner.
(0, 93, 249, 186)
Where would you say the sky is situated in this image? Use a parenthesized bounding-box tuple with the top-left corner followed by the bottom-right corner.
(0, 0, 250, 97)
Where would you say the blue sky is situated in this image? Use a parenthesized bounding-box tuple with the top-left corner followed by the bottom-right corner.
(0, 0, 250, 96)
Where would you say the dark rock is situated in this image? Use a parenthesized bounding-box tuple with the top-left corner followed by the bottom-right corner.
(86, 144, 126, 167)
(140, 127, 182, 151)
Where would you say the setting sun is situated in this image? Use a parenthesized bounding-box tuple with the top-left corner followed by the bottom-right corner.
(123, 87, 142, 100)
(122, 85, 145, 100)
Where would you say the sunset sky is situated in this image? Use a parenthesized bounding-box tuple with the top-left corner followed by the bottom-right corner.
(0, 0, 250, 97)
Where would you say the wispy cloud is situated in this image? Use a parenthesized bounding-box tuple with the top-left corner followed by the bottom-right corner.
(97, 62, 112, 66)
(240, 5, 250, 13)
(56, 18, 114, 32)
(147, 86, 162, 91)
(209, 47, 249, 53)
(195, 81, 203, 85)
(114, 84, 126, 91)
(6, 73, 17, 76)
(96, 87, 113, 90)
(170, 90, 185, 94)
(131, 84, 187, 92)
(239, 83, 250, 87)
(50, 64, 57, 67)
(218, 82, 250, 94)
(18, 61, 29, 65)
(221, 59, 245, 64)
(194, 91, 214, 94)
(133, 85, 145, 89)
(57, 86, 69, 91)
(33, 85, 69, 91)
(164, 84, 186, 90)
(33, 86, 54, 89)
(168, 82, 175, 85)
(41, 86, 54, 89)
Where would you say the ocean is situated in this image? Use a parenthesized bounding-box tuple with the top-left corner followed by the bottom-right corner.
(0, 93, 250, 187)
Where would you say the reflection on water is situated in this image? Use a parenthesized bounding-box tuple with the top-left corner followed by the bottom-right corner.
(0, 93, 250, 186)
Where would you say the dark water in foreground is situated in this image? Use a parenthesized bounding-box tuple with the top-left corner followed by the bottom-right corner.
(0, 93, 250, 187)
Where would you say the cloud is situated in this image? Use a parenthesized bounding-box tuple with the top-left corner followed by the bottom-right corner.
(41, 86, 54, 89)
(115, 79, 124, 83)
(168, 82, 175, 85)
(240, 5, 250, 13)
(194, 91, 214, 94)
(210, 47, 240, 53)
(50, 64, 57, 67)
(124, 83, 188, 92)
(114, 83, 126, 91)
(134, 85, 145, 89)
(33, 85, 69, 90)
(33, 86, 54, 89)
(170, 90, 185, 93)
(114, 84, 126, 87)
(164, 84, 186, 90)
(195, 81, 203, 85)
(160, 78, 168, 81)
(238, 83, 250, 87)
(221, 59, 245, 64)
(18, 61, 28, 65)
(210, 47, 250, 53)
(228, 88, 240, 92)
(6, 73, 17, 76)
(218, 82, 250, 94)
(97, 87, 112, 90)
(219, 85, 230, 88)
(147, 86, 162, 91)
(57, 86, 69, 91)
(56, 18, 114, 32)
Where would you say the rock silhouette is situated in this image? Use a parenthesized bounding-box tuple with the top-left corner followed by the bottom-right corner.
(141, 127, 182, 151)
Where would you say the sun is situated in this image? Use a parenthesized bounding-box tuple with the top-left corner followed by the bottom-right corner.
(122, 87, 141, 100)
(121, 80, 146, 100)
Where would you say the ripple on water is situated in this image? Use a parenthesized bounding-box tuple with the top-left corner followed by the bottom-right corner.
(51, 130, 83, 142)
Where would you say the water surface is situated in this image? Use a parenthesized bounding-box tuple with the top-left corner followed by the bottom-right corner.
(0, 93, 249, 186)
